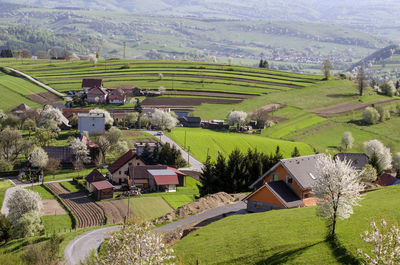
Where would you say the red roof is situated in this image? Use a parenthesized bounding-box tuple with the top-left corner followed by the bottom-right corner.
(91, 180, 114, 190)
(85, 169, 105, 183)
(108, 150, 141, 174)
(376, 173, 397, 186)
(167, 167, 186, 176)
(153, 175, 179, 185)
(80, 135, 97, 148)
(108, 93, 126, 101)
(62, 109, 90, 120)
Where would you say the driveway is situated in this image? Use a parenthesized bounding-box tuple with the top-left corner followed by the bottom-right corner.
(64, 201, 247, 265)
(0, 178, 72, 216)
(145, 130, 204, 172)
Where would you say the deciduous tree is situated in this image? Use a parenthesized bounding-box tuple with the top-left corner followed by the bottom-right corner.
(364, 140, 392, 174)
(7, 189, 42, 225)
(357, 68, 368, 96)
(313, 154, 364, 236)
(0, 127, 29, 163)
(150, 109, 178, 131)
(341, 131, 354, 150)
(29, 147, 49, 174)
(363, 107, 380, 125)
(89, 109, 113, 126)
(228, 110, 247, 126)
(70, 138, 91, 166)
(360, 164, 378, 183)
(321, 59, 333, 80)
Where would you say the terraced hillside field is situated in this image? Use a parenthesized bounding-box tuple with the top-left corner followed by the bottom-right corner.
(46, 183, 106, 228)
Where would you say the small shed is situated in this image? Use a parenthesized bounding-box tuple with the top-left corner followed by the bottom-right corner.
(91, 180, 114, 200)
(147, 169, 179, 192)
(85, 169, 106, 192)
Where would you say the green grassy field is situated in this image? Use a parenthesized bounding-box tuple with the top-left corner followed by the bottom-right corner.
(60, 181, 85, 193)
(166, 128, 314, 162)
(0, 72, 43, 111)
(125, 197, 173, 221)
(161, 177, 200, 209)
(25, 184, 55, 200)
(174, 185, 400, 265)
(41, 214, 73, 233)
(0, 179, 14, 207)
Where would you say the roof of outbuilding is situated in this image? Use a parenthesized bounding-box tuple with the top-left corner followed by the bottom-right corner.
(334, 153, 369, 171)
(91, 180, 114, 190)
(249, 154, 324, 190)
(85, 169, 106, 183)
(147, 169, 177, 176)
(153, 175, 179, 185)
(11, 103, 31, 112)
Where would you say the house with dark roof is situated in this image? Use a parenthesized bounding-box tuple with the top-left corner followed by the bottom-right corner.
(108, 89, 126, 105)
(85, 169, 106, 192)
(334, 153, 369, 171)
(82, 79, 103, 93)
(87, 87, 107, 104)
(128, 165, 186, 192)
(244, 154, 324, 212)
(178, 116, 201, 127)
(42, 146, 75, 168)
(108, 150, 146, 185)
(11, 104, 31, 118)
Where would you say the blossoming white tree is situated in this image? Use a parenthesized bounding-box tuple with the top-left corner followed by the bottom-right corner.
(364, 140, 392, 174)
(13, 210, 43, 238)
(228, 110, 247, 126)
(89, 108, 114, 126)
(357, 219, 400, 264)
(39, 105, 63, 127)
(29, 147, 49, 173)
(90, 222, 174, 265)
(7, 189, 42, 225)
(150, 109, 177, 131)
(70, 138, 91, 165)
(313, 154, 364, 236)
(392, 152, 400, 173)
(341, 131, 354, 150)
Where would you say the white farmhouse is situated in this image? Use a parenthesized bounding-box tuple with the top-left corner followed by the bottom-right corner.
(78, 113, 105, 135)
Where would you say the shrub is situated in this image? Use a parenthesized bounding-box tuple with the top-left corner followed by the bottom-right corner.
(363, 107, 380, 125)
(0, 159, 13, 172)
(13, 210, 44, 238)
(375, 105, 390, 122)
(22, 232, 62, 265)
(360, 164, 378, 182)
(0, 214, 12, 242)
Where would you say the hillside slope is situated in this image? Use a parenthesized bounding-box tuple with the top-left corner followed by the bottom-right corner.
(174, 185, 400, 264)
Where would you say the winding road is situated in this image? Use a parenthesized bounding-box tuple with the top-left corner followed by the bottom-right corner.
(145, 130, 204, 172)
(64, 201, 247, 265)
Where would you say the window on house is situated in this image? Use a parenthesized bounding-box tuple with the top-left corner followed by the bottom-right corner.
(119, 171, 121, 175)
(92, 124, 95, 127)
(304, 193, 310, 198)
(128, 162, 132, 166)
(271, 173, 280, 182)
(286, 176, 293, 184)
(137, 162, 140, 165)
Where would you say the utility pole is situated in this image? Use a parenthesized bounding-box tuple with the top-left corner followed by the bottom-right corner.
(187, 146, 191, 166)
(123, 41, 126, 59)
(184, 130, 187, 150)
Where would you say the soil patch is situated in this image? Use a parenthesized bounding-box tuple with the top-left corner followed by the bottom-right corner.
(311, 98, 399, 117)
(163, 90, 258, 99)
(142, 97, 242, 107)
(122, 131, 146, 137)
(27, 92, 62, 105)
(41, 199, 67, 216)
(153, 192, 236, 225)
(98, 200, 132, 224)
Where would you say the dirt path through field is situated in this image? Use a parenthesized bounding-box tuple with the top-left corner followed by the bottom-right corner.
(46, 183, 106, 228)
(41, 199, 67, 216)
(311, 98, 399, 117)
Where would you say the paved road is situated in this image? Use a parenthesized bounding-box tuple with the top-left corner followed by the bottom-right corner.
(0, 178, 72, 216)
(64, 201, 247, 265)
(6, 67, 66, 97)
(145, 130, 204, 172)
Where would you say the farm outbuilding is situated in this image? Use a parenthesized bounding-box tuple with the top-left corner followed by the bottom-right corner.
(85, 169, 106, 192)
(91, 180, 114, 200)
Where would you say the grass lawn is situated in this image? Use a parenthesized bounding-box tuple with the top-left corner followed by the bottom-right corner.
(166, 127, 314, 163)
(60, 181, 85, 193)
(174, 185, 400, 265)
(41, 215, 73, 233)
(0, 179, 14, 207)
(125, 197, 173, 221)
(162, 177, 200, 209)
(25, 184, 56, 200)
(43, 168, 107, 182)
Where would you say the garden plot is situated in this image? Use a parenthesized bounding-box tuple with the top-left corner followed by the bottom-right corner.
(142, 97, 242, 107)
(41, 199, 67, 216)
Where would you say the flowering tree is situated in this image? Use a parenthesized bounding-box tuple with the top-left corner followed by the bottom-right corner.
(392, 152, 400, 173)
(70, 138, 91, 165)
(29, 147, 49, 172)
(7, 189, 42, 225)
(357, 219, 400, 264)
(39, 106, 63, 127)
(364, 140, 392, 174)
(313, 154, 364, 236)
(89, 222, 174, 265)
(13, 210, 43, 238)
(341, 131, 354, 150)
(88, 54, 98, 64)
(228, 110, 247, 126)
(150, 109, 177, 131)
(363, 107, 380, 125)
(89, 109, 114, 126)
(360, 164, 378, 183)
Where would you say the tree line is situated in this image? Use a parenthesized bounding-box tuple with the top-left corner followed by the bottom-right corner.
(197, 147, 297, 196)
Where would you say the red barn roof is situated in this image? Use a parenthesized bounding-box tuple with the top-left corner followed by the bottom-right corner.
(153, 175, 179, 185)
(91, 180, 114, 190)
(82, 79, 103, 88)
(87, 86, 107, 96)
